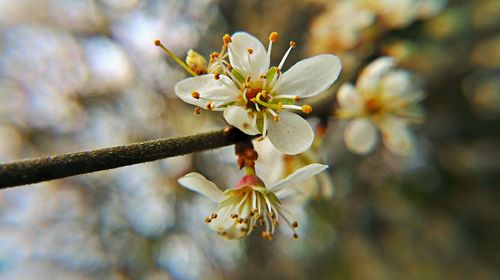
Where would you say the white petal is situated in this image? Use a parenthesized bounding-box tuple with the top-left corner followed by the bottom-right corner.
(228, 32, 269, 80)
(273, 54, 341, 98)
(175, 74, 239, 108)
(337, 83, 363, 113)
(357, 57, 395, 93)
(267, 111, 314, 155)
(223, 106, 260, 135)
(344, 119, 378, 154)
(269, 163, 329, 196)
(177, 172, 225, 202)
(379, 118, 415, 155)
(381, 70, 412, 97)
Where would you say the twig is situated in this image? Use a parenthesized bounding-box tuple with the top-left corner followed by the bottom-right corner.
(0, 128, 250, 189)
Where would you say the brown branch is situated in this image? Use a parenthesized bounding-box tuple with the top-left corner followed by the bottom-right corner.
(0, 128, 250, 189)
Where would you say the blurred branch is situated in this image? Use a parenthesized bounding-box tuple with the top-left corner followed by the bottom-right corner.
(0, 128, 250, 189)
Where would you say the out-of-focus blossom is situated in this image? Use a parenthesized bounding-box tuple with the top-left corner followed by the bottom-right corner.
(174, 32, 341, 154)
(472, 0, 500, 30)
(178, 164, 328, 240)
(463, 72, 500, 119)
(308, 1, 374, 53)
(358, 0, 447, 28)
(470, 36, 500, 69)
(337, 57, 424, 155)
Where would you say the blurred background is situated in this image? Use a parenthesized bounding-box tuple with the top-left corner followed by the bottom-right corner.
(0, 0, 499, 279)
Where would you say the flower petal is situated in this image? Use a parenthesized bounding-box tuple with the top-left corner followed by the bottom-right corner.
(379, 118, 415, 155)
(337, 83, 363, 114)
(357, 57, 395, 94)
(228, 32, 270, 80)
(267, 111, 314, 155)
(175, 74, 239, 108)
(178, 172, 225, 202)
(381, 70, 412, 97)
(223, 106, 260, 135)
(269, 163, 329, 196)
(273, 54, 341, 98)
(344, 119, 378, 154)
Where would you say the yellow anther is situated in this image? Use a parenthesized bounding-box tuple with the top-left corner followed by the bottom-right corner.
(193, 106, 201, 115)
(277, 102, 283, 111)
(214, 72, 221, 80)
(191, 91, 200, 99)
(292, 221, 299, 228)
(247, 48, 254, 55)
(154, 39, 161, 46)
(269, 32, 279, 42)
(294, 96, 300, 101)
(209, 52, 220, 61)
(223, 34, 232, 45)
(262, 231, 273, 240)
(289, 41, 297, 48)
(302, 105, 313, 114)
(261, 90, 267, 98)
(211, 213, 217, 219)
(250, 98, 257, 103)
(245, 76, 251, 83)
(273, 116, 279, 122)
(206, 101, 214, 111)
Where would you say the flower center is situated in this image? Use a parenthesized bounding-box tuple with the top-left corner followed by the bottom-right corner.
(365, 96, 384, 115)
(245, 87, 263, 103)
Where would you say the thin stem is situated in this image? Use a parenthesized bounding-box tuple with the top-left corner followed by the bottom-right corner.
(0, 128, 252, 189)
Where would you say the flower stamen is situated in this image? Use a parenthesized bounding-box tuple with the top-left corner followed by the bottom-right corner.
(154, 39, 198, 76)
(278, 40, 297, 70)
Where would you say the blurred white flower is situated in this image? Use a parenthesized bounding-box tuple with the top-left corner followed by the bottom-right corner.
(358, 0, 447, 28)
(309, 1, 375, 52)
(177, 164, 328, 240)
(337, 57, 424, 155)
(174, 32, 342, 155)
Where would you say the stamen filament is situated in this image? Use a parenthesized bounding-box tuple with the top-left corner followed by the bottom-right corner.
(262, 113, 268, 137)
(278, 41, 296, 70)
(154, 40, 198, 76)
(216, 59, 243, 88)
(275, 95, 299, 101)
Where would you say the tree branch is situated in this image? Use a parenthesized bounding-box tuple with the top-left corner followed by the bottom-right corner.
(0, 128, 250, 189)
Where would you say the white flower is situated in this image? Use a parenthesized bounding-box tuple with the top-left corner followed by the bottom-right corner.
(309, 1, 375, 52)
(177, 163, 328, 240)
(337, 57, 424, 155)
(175, 32, 342, 155)
(357, 0, 447, 28)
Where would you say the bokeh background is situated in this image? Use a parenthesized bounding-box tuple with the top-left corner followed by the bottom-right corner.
(0, 0, 499, 279)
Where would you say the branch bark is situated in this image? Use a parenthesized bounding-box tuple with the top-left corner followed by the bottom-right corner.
(0, 128, 250, 189)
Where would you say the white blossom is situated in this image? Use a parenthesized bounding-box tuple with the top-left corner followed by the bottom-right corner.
(178, 164, 328, 240)
(337, 57, 424, 155)
(174, 32, 341, 155)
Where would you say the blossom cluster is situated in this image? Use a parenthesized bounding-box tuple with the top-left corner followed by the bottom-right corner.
(158, 30, 425, 241)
